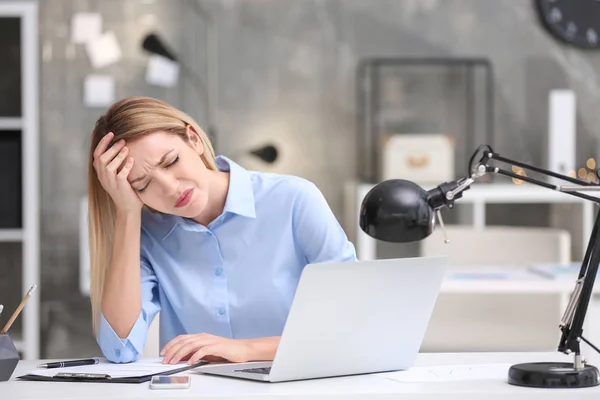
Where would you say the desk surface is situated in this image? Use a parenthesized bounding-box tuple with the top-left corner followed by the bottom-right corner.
(5, 352, 600, 399)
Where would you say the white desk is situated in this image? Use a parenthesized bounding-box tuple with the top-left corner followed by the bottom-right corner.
(5, 352, 600, 399)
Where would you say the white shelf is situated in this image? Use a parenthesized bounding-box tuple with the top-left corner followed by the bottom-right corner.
(0, 229, 23, 242)
(0, 117, 23, 130)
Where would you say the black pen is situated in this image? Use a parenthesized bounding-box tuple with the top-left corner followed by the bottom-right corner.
(37, 357, 100, 369)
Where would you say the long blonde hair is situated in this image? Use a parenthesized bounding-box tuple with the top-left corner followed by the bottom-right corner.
(87, 96, 217, 333)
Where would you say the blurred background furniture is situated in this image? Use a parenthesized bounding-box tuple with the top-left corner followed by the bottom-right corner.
(356, 57, 494, 184)
(420, 226, 571, 352)
(421, 226, 571, 267)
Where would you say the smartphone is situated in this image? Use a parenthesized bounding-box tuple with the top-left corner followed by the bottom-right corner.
(149, 375, 191, 389)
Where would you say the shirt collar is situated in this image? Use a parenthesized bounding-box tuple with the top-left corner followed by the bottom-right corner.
(216, 155, 256, 219)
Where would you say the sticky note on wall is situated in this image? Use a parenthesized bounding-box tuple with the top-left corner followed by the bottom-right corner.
(85, 31, 122, 69)
(145, 55, 180, 87)
(84, 75, 115, 107)
(71, 12, 102, 44)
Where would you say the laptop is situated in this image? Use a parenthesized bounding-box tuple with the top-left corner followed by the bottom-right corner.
(199, 256, 447, 382)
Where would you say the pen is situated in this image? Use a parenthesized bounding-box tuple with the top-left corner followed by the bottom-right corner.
(54, 372, 110, 380)
(0, 284, 37, 335)
(37, 357, 101, 369)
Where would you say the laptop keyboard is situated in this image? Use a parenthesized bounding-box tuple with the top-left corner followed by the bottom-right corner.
(235, 367, 272, 375)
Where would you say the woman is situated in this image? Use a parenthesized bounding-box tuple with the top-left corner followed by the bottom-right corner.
(88, 96, 356, 365)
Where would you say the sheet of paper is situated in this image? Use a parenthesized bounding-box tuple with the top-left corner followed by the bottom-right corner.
(146, 55, 180, 87)
(86, 31, 122, 69)
(377, 363, 513, 383)
(28, 358, 189, 378)
(71, 12, 102, 44)
(84, 75, 115, 107)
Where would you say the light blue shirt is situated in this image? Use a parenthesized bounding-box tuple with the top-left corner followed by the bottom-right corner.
(96, 156, 357, 363)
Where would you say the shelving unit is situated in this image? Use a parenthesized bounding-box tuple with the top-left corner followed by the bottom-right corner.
(0, 2, 39, 360)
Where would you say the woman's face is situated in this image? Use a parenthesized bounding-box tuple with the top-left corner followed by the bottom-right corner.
(125, 128, 211, 218)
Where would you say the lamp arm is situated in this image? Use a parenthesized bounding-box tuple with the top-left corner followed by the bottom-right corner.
(451, 145, 600, 362)
(450, 144, 600, 204)
(426, 144, 600, 215)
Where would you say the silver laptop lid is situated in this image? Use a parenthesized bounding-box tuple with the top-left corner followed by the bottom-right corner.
(268, 256, 447, 382)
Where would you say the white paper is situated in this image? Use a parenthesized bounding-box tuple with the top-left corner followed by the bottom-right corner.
(84, 75, 115, 107)
(28, 358, 191, 379)
(377, 363, 513, 383)
(146, 55, 180, 87)
(86, 31, 122, 69)
(71, 12, 102, 44)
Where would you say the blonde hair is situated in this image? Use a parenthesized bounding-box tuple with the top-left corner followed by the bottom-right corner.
(87, 96, 216, 333)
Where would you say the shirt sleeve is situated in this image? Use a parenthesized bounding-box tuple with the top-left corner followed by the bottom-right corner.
(96, 252, 160, 363)
(292, 179, 357, 264)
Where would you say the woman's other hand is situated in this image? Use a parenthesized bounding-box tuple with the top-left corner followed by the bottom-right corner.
(93, 132, 143, 213)
(160, 334, 280, 365)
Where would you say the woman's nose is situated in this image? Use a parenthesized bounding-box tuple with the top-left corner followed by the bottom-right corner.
(155, 173, 179, 197)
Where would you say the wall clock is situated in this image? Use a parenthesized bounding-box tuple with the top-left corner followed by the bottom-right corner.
(536, 0, 600, 49)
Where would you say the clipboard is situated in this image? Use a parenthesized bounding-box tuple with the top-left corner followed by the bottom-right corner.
(17, 360, 208, 384)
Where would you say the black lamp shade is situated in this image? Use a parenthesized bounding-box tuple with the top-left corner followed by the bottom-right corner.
(359, 179, 435, 243)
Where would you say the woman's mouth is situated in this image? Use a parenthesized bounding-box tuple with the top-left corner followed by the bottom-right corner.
(175, 189, 194, 208)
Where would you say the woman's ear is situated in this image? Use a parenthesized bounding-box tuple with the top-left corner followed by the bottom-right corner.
(186, 125, 204, 156)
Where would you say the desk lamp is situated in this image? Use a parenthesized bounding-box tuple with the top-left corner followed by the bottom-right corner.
(359, 144, 600, 388)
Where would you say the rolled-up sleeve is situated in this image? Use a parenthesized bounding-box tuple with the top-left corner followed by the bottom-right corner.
(96, 254, 160, 363)
(292, 180, 357, 264)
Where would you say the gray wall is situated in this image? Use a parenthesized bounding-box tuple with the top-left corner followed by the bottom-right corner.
(27, 0, 600, 357)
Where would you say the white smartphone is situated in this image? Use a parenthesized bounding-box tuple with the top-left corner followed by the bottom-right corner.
(149, 375, 191, 389)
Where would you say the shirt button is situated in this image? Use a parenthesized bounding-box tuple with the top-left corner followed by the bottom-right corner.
(215, 267, 223, 276)
(115, 349, 121, 358)
(218, 307, 226, 315)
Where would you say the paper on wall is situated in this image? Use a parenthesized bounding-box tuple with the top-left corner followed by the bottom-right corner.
(85, 31, 122, 69)
(71, 12, 102, 44)
(145, 55, 180, 87)
(84, 75, 115, 107)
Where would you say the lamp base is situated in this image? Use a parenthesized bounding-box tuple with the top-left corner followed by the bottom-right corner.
(508, 362, 600, 388)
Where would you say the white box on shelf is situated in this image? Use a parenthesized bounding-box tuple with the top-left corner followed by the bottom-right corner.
(380, 133, 454, 183)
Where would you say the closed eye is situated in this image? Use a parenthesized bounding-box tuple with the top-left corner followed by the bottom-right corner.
(166, 155, 179, 167)
(135, 184, 149, 193)
(133, 156, 179, 193)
